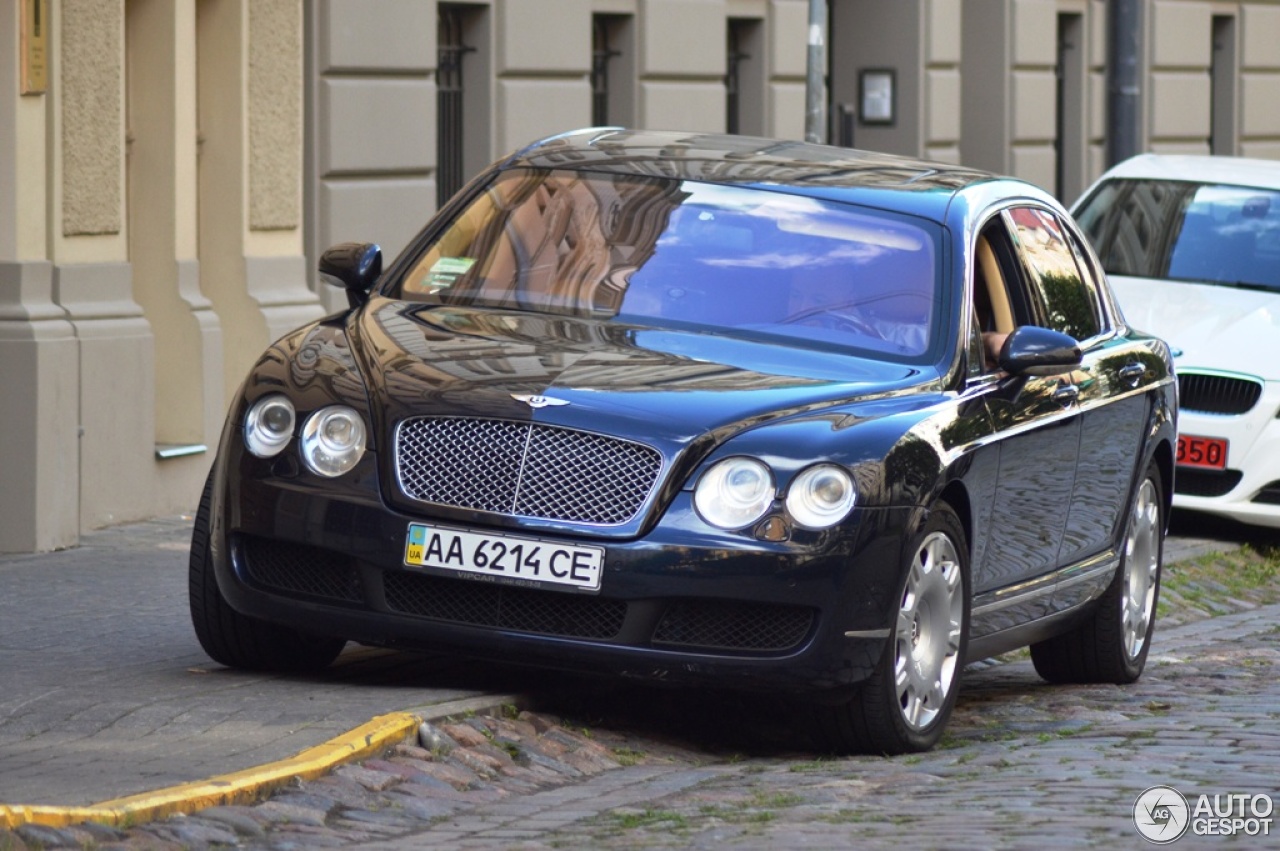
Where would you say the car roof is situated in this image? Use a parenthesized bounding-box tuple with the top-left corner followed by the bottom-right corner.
(503, 127, 1028, 220)
(1098, 153, 1280, 191)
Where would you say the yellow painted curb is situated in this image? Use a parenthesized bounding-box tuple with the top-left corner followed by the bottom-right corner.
(0, 711, 420, 831)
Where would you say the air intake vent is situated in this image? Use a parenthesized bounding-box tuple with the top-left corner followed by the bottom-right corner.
(1178, 372, 1262, 415)
(652, 600, 815, 653)
(385, 570, 627, 638)
(1174, 469, 1242, 498)
(240, 536, 364, 603)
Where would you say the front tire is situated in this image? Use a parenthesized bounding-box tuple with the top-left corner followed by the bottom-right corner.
(189, 472, 346, 672)
(1031, 461, 1164, 684)
(814, 503, 970, 754)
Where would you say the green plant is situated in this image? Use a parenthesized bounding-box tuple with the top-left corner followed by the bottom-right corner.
(789, 759, 830, 772)
(612, 747, 644, 766)
(612, 808, 689, 830)
(753, 791, 803, 809)
(821, 808, 870, 824)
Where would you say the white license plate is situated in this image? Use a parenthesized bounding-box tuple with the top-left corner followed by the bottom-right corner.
(403, 523, 603, 592)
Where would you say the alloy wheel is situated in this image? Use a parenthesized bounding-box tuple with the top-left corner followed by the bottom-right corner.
(893, 531, 964, 731)
(1122, 476, 1160, 660)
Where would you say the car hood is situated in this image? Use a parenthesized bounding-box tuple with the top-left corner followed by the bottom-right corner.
(1109, 276, 1280, 380)
(351, 299, 933, 449)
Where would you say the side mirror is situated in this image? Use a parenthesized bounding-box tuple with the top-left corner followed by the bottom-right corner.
(318, 242, 382, 308)
(997, 325, 1082, 376)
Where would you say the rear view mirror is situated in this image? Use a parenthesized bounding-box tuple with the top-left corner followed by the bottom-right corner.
(998, 325, 1082, 376)
(319, 242, 382, 308)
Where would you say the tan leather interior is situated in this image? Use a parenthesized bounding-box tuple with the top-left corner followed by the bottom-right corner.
(975, 235, 1015, 333)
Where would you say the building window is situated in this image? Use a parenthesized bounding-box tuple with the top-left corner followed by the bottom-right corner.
(437, 6, 473, 207)
(1211, 15, 1238, 156)
(1055, 13, 1085, 202)
(592, 16, 617, 126)
(726, 19, 763, 136)
(591, 15, 632, 128)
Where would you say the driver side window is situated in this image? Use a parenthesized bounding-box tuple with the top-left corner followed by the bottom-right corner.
(969, 220, 1021, 374)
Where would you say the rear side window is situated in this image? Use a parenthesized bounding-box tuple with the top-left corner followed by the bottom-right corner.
(1006, 207, 1103, 341)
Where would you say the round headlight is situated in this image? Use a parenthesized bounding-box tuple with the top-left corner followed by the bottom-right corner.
(300, 406, 367, 477)
(244, 395, 296, 458)
(694, 457, 775, 529)
(786, 464, 856, 529)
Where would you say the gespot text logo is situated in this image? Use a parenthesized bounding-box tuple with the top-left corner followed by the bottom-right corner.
(1134, 785, 1275, 843)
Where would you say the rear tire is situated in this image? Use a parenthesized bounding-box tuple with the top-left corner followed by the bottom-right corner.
(814, 503, 970, 754)
(1031, 461, 1163, 684)
(189, 472, 346, 672)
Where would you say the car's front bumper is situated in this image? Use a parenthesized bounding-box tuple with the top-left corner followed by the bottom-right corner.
(209, 467, 919, 694)
(1173, 382, 1280, 528)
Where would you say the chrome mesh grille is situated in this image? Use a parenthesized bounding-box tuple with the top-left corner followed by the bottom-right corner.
(1178, 372, 1262, 415)
(396, 417, 663, 525)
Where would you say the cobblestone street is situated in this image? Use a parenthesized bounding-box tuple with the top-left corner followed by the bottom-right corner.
(5, 517, 1276, 850)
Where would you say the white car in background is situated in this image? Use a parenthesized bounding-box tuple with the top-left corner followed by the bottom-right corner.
(1072, 154, 1280, 528)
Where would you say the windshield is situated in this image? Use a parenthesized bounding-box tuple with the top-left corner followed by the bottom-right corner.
(1075, 178, 1280, 292)
(394, 169, 942, 359)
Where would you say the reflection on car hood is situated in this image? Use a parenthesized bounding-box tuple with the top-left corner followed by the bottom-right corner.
(353, 300, 929, 442)
(1110, 275, 1280, 380)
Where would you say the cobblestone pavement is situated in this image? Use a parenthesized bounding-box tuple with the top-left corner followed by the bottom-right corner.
(5, 515, 1276, 850)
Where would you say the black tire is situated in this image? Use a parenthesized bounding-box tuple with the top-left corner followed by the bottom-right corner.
(189, 472, 346, 672)
(1031, 461, 1164, 684)
(813, 502, 970, 755)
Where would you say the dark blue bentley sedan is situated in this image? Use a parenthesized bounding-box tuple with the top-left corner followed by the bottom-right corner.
(190, 129, 1176, 754)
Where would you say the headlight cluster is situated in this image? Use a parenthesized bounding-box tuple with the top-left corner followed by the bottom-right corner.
(243, 394, 367, 477)
(693, 457, 774, 530)
(693, 457, 856, 531)
(243, 395, 295, 457)
(787, 464, 858, 528)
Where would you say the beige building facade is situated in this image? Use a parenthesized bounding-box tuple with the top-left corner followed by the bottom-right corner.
(2, 0, 1279, 554)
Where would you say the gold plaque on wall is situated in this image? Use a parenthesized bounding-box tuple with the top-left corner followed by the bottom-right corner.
(21, 0, 49, 95)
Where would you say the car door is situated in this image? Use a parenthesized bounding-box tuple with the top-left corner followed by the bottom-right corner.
(1042, 217, 1157, 612)
(966, 208, 1083, 625)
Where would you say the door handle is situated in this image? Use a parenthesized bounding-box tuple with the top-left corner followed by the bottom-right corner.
(1053, 384, 1080, 406)
(1119, 362, 1146, 387)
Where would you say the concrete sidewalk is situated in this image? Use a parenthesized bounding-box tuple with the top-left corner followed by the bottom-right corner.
(0, 512, 1242, 822)
(0, 515, 536, 813)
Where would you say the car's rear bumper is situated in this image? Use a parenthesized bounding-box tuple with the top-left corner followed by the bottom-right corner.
(208, 470, 918, 694)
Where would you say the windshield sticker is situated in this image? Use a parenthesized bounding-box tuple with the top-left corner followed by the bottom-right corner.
(423, 256, 475, 292)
